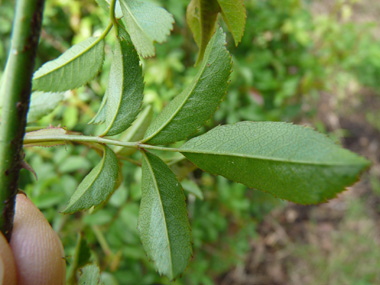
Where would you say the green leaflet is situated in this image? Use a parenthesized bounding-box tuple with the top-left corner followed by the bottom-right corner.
(186, 0, 246, 62)
(101, 30, 144, 136)
(119, 0, 174, 58)
(186, 0, 220, 64)
(88, 90, 108, 125)
(63, 145, 119, 213)
(181, 179, 204, 200)
(27, 91, 64, 122)
(216, 0, 246, 45)
(139, 151, 192, 280)
(114, 105, 153, 155)
(142, 28, 231, 145)
(33, 37, 105, 92)
(180, 122, 370, 204)
(78, 264, 101, 284)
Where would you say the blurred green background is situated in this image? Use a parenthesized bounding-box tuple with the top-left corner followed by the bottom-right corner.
(1, 0, 380, 284)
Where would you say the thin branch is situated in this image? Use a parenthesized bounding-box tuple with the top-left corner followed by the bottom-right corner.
(0, 0, 45, 241)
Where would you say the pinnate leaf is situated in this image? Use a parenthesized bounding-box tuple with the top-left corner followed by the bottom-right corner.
(33, 37, 105, 92)
(63, 145, 119, 213)
(180, 122, 370, 204)
(119, 0, 174, 58)
(142, 28, 231, 145)
(139, 151, 192, 280)
(101, 29, 144, 136)
(186, 0, 220, 64)
(216, 0, 246, 45)
(27, 91, 64, 122)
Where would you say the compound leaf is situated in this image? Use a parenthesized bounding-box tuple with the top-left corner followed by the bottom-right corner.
(119, 0, 174, 58)
(142, 28, 231, 145)
(63, 145, 119, 213)
(216, 0, 246, 45)
(27, 91, 64, 122)
(101, 29, 144, 136)
(186, 0, 220, 64)
(180, 122, 370, 204)
(139, 151, 192, 280)
(33, 37, 105, 92)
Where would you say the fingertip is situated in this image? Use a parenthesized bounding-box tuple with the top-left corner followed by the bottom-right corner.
(10, 194, 66, 285)
(0, 233, 17, 285)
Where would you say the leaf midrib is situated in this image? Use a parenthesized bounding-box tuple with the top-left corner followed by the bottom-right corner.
(179, 148, 367, 167)
(143, 153, 174, 276)
(142, 35, 218, 143)
(33, 37, 102, 79)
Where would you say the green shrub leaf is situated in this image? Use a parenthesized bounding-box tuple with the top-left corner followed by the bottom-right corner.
(181, 179, 204, 200)
(63, 145, 119, 213)
(78, 264, 101, 284)
(139, 151, 192, 280)
(186, 0, 220, 64)
(119, 0, 174, 58)
(114, 105, 153, 155)
(33, 37, 105, 92)
(27, 91, 64, 122)
(101, 30, 144, 136)
(180, 122, 370, 204)
(216, 0, 246, 45)
(142, 28, 231, 145)
(88, 90, 108, 125)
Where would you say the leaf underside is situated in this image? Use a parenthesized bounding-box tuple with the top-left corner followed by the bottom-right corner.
(142, 28, 232, 145)
(101, 28, 144, 136)
(180, 122, 370, 204)
(216, 0, 246, 45)
(119, 0, 174, 58)
(78, 264, 101, 284)
(33, 37, 105, 92)
(139, 151, 192, 280)
(186, 0, 220, 64)
(88, 89, 108, 125)
(27, 91, 64, 123)
(186, 0, 246, 62)
(63, 145, 119, 213)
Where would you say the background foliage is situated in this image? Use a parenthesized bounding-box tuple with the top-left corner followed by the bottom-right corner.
(1, 0, 380, 283)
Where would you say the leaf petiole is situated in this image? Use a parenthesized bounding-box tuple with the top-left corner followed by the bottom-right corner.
(99, 21, 114, 41)
(23, 132, 181, 153)
(110, 0, 119, 36)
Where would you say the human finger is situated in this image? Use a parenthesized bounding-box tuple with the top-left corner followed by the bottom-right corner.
(9, 194, 66, 285)
(0, 232, 17, 284)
